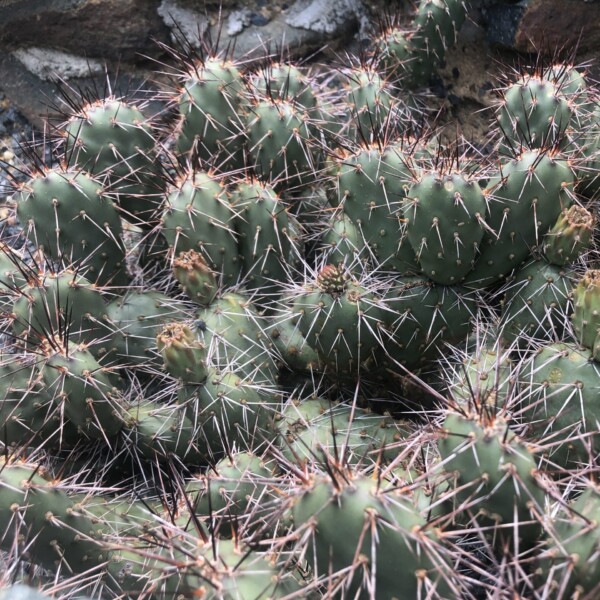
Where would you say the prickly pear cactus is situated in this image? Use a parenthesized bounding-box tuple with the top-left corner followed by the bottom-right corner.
(290, 265, 386, 375)
(15, 166, 128, 286)
(464, 150, 575, 288)
(175, 56, 247, 171)
(536, 484, 600, 597)
(571, 269, 600, 350)
(543, 204, 595, 266)
(438, 409, 547, 547)
(246, 97, 318, 191)
(4, 6, 600, 599)
(161, 170, 242, 285)
(292, 471, 458, 598)
(62, 98, 164, 224)
(496, 73, 573, 151)
(520, 341, 600, 465)
(11, 267, 107, 353)
(404, 169, 487, 284)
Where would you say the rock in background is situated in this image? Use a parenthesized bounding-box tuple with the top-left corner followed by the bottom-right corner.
(482, 0, 600, 55)
(0, 0, 368, 127)
(0, 0, 598, 136)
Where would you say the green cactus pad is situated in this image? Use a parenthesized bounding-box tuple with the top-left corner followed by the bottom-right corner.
(176, 57, 246, 171)
(543, 204, 595, 266)
(332, 142, 417, 273)
(438, 411, 546, 547)
(291, 265, 386, 375)
(379, 277, 476, 369)
(318, 209, 368, 272)
(268, 313, 321, 372)
(277, 395, 410, 466)
(156, 321, 208, 384)
(343, 65, 396, 137)
(63, 98, 163, 224)
(12, 269, 106, 353)
(376, 0, 467, 88)
(42, 341, 126, 441)
(443, 343, 515, 411)
(247, 62, 318, 110)
(161, 170, 241, 285)
(497, 75, 573, 151)
(404, 171, 487, 284)
(186, 451, 277, 536)
(246, 98, 318, 191)
(465, 150, 575, 289)
(536, 484, 600, 597)
(0, 459, 109, 574)
(231, 178, 293, 299)
(124, 400, 201, 463)
(520, 341, 600, 465)
(172, 249, 218, 306)
(179, 368, 279, 460)
(195, 292, 278, 384)
(292, 472, 456, 598)
(104, 290, 187, 368)
(499, 259, 574, 345)
(0, 356, 77, 448)
(15, 167, 128, 286)
(571, 269, 600, 350)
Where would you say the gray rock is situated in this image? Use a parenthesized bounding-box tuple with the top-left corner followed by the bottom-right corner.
(165, 0, 239, 6)
(285, 0, 364, 34)
(11, 48, 104, 81)
(222, 13, 328, 59)
(227, 9, 253, 36)
(155, 0, 364, 55)
(0, 51, 157, 129)
(0, 585, 94, 600)
(157, 0, 362, 60)
(0, 586, 48, 600)
(157, 0, 210, 46)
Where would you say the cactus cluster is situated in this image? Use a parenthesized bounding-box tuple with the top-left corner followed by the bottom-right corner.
(3, 1, 600, 598)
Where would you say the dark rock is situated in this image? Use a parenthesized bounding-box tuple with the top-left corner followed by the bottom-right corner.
(249, 13, 270, 26)
(0, 100, 28, 137)
(479, 81, 494, 94)
(514, 0, 600, 54)
(0, 0, 170, 63)
(430, 76, 447, 98)
(482, 1, 527, 49)
(0, 0, 366, 128)
(483, 0, 600, 54)
(448, 93, 461, 106)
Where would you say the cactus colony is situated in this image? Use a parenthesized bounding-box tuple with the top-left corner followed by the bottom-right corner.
(2, 0, 600, 598)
